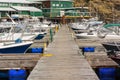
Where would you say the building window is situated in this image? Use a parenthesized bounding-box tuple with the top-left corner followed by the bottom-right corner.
(53, 4, 55, 6)
(5, 4, 8, 6)
(9, 3, 12, 6)
(61, 4, 63, 7)
(56, 4, 59, 7)
(0, 3, 8, 6)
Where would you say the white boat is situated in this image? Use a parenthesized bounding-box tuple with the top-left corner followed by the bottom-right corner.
(69, 20, 103, 31)
(75, 23, 120, 39)
(69, 21, 89, 30)
(0, 22, 45, 41)
(0, 24, 34, 54)
(0, 33, 36, 40)
(0, 14, 34, 54)
(75, 31, 120, 39)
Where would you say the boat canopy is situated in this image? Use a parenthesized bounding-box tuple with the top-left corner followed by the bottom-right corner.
(103, 24, 120, 28)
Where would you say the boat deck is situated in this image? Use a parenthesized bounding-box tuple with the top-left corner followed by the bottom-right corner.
(27, 24, 99, 80)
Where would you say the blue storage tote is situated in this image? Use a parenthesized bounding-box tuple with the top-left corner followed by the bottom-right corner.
(99, 68, 115, 80)
(31, 48, 43, 53)
(9, 69, 27, 80)
(83, 47, 95, 52)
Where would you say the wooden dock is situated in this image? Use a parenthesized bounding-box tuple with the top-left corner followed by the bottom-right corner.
(27, 25, 99, 80)
(85, 53, 119, 68)
(0, 54, 41, 69)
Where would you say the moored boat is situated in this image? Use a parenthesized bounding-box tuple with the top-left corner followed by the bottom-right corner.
(75, 23, 120, 39)
(0, 41, 33, 53)
(102, 42, 120, 56)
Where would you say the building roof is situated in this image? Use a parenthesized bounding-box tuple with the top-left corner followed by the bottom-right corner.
(27, 0, 42, 3)
(0, 0, 31, 4)
(0, 7, 15, 11)
(11, 6, 42, 12)
(32, 0, 73, 2)
(42, 7, 89, 10)
(27, 0, 40, 1)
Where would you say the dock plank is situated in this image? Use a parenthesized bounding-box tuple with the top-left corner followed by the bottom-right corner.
(0, 54, 41, 68)
(27, 25, 99, 80)
(85, 53, 119, 68)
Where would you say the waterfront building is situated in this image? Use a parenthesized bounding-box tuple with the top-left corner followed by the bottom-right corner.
(29, 0, 91, 23)
(0, 0, 43, 18)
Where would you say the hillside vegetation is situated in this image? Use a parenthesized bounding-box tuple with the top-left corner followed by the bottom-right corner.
(74, 0, 120, 23)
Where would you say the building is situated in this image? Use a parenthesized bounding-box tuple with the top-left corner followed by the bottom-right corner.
(0, 0, 91, 23)
(29, 0, 91, 23)
(39, 0, 73, 17)
(0, 0, 43, 18)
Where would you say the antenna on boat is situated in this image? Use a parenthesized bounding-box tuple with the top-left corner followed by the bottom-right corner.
(5, 13, 17, 40)
(6, 13, 16, 24)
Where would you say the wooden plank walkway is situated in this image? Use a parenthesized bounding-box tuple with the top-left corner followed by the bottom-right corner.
(27, 25, 99, 80)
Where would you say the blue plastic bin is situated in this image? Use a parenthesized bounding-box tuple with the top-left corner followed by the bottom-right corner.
(99, 68, 115, 80)
(83, 47, 95, 52)
(9, 69, 27, 80)
(31, 48, 43, 53)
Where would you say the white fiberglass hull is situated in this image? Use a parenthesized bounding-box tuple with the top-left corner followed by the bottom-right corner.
(0, 33, 36, 40)
(75, 33, 120, 39)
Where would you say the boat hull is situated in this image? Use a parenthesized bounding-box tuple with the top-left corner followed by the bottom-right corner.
(102, 43, 120, 51)
(0, 42, 32, 54)
(34, 34, 45, 40)
(102, 42, 120, 55)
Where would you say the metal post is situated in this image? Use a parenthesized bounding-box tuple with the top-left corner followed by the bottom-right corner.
(50, 28, 53, 42)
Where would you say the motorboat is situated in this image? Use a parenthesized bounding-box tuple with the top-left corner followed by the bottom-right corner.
(0, 40, 33, 53)
(75, 23, 120, 39)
